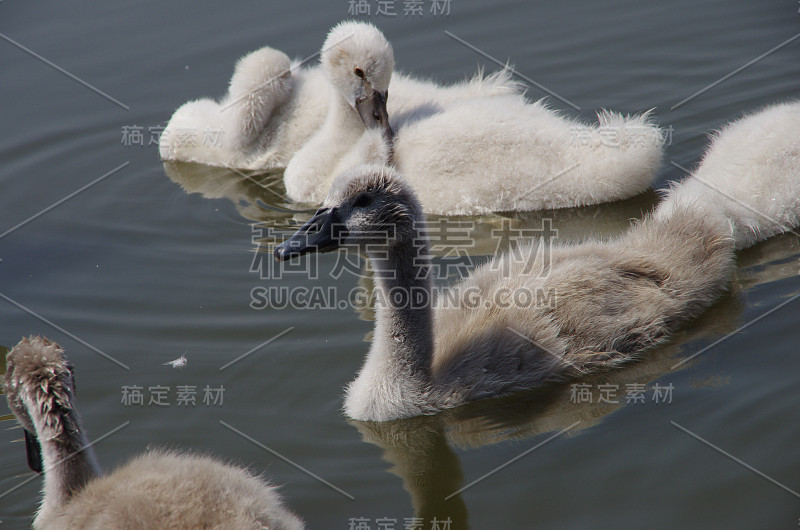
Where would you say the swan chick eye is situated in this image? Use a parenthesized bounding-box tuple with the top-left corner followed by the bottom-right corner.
(354, 67, 365, 79)
(353, 193, 372, 208)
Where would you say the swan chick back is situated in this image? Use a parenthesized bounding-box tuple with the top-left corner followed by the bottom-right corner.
(46, 450, 304, 530)
(656, 100, 800, 248)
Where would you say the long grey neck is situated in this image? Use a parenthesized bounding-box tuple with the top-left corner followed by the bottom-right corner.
(32, 391, 101, 524)
(367, 233, 435, 386)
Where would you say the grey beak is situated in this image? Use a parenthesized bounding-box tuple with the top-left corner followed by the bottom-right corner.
(274, 207, 347, 262)
(356, 89, 394, 143)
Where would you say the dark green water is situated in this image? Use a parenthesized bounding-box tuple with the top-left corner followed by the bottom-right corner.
(1, 0, 798, 528)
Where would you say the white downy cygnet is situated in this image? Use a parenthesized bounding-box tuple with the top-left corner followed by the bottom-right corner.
(161, 24, 518, 172)
(283, 21, 664, 215)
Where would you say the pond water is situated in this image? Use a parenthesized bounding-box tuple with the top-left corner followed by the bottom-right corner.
(1, 0, 799, 528)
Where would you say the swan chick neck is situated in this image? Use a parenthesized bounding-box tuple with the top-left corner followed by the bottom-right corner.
(4, 336, 101, 527)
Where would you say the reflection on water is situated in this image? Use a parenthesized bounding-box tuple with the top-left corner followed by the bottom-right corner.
(165, 159, 661, 251)
(163, 160, 310, 223)
(735, 234, 800, 289)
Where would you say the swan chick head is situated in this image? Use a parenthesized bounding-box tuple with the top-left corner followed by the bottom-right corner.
(5, 336, 74, 440)
(321, 21, 394, 112)
(274, 164, 421, 261)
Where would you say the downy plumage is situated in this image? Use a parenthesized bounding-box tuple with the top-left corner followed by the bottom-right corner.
(275, 101, 800, 421)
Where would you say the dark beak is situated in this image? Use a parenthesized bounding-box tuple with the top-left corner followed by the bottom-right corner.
(274, 207, 346, 262)
(356, 89, 394, 143)
(24, 429, 43, 474)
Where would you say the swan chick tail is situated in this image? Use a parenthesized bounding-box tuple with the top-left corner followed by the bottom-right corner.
(159, 98, 222, 162)
(568, 108, 664, 201)
(467, 63, 526, 97)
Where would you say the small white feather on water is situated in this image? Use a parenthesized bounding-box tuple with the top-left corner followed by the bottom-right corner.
(164, 354, 187, 369)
